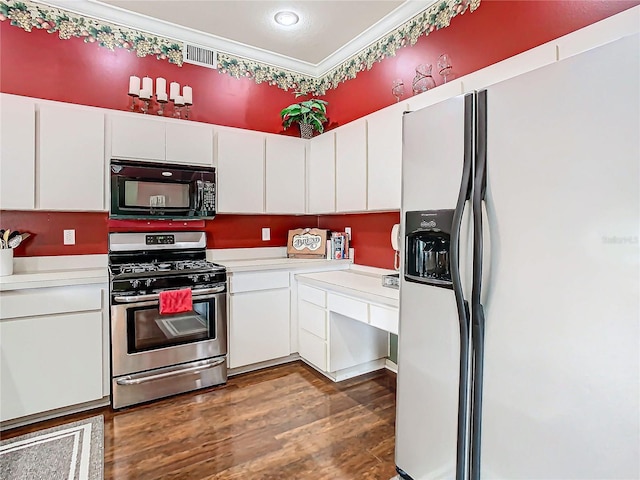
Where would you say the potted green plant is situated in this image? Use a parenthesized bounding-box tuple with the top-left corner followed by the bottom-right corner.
(280, 96, 328, 139)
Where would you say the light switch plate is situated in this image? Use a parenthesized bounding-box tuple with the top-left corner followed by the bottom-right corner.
(63, 229, 76, 245)
(262, 227, 270, 241)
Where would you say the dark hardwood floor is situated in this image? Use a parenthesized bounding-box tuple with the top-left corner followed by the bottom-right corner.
(2, 361, 398, 479)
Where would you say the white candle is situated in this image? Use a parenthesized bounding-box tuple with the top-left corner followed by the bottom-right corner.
(156, 77, 166, 97)
(139, 89, 151, 100)
(142, 76, 153, 96)
(183, 86, 193, 105)
(175, 95, 185, 106)
(157, 92, 168, 102)
(169, 82, 180, 101)
(128, 75, 140, 96)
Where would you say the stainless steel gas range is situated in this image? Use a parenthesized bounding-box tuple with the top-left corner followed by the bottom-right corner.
(108, 231, 227, 409)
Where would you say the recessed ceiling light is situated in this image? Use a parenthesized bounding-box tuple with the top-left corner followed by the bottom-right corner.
(274, 11, 299, 26)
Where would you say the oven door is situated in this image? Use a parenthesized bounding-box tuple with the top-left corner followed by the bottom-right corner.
(111, 288, 227, 377)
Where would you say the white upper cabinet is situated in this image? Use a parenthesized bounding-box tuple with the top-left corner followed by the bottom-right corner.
(366, 102, 407, 211)
(111, 115, 165, 161)
(335, 119, 367, 212)
(39, 104, 105, 211)
(111, 114, 213, 166)
(0, 94, 35, 210)
(307, 132, 336, 214)
(216, 127, 265, 213)
(165, 122, 213, 166)
(265, 134, 306, 214)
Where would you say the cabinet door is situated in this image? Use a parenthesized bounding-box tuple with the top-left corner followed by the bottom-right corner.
(111, 115, 166, 161)
(335, 119, 367, 212)
(367, 103, 406, 211)
(265, 134, 305, 213)
(0, 311, 103, 422)
(39, 104, 105, 210)
(0, 95, 35, 210)
(307, 132, 335, 213)
(217, 128, 265, 213)
(228, 289, 290, 368)
(166, 121, 213, 166)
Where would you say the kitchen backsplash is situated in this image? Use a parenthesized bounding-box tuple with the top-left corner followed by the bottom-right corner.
(0, 211, 400, 270)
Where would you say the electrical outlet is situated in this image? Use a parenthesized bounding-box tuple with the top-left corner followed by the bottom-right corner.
(345, 227, 351, 240)
(63, 229, 76, 245)
(262, 227, 271, 241)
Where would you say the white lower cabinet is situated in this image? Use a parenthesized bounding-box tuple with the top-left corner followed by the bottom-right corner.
(228, 271, 291, 369)
(0, 285, 105, 422)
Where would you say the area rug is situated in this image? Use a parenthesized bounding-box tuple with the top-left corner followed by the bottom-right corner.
(0, 415, 103, 480)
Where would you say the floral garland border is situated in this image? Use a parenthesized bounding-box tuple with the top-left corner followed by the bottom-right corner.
(0, 0, 183, 64)
(1, 0, 480, 94)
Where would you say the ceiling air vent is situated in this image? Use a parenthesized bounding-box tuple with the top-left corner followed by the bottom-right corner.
(183, 44, 217, 69)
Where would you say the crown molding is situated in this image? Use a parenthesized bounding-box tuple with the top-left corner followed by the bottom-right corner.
(36, 0, 436, 77)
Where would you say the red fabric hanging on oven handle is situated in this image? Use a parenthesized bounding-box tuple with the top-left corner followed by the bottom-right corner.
(159, 288, 193, 315)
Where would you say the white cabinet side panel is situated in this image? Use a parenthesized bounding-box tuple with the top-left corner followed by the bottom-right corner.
(0, 95, 35, 210)
(39, 105, 105, 210)
(480, 35, 639, 479)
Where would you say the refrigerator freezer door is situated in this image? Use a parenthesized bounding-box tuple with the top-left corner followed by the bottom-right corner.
(397, 94, 473, 479)
(480, 34, 639, 478)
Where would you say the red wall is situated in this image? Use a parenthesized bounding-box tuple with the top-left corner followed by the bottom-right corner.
(0, 0, 636, 269)
(321, 0, 638, 127)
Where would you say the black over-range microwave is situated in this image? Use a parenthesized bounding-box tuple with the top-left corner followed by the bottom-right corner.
(110, 159, 216, 220)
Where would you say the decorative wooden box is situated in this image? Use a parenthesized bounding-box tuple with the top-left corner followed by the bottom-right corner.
(287, 228, 328, 258)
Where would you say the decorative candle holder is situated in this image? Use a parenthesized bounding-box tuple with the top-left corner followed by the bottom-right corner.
(157, 97, 168, 116)
(128, 93, 139, 111)
(184, 102, 192, 120)
(140, 98, 151, 114)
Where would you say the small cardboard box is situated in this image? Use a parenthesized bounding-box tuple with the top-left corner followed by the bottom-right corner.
(287, 228, 328, 258)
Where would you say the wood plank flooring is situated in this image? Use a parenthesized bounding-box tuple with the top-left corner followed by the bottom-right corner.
(2, 361, 398, 479)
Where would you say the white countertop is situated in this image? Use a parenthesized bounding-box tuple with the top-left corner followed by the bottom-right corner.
(296, 268, 399, 308)
(219, 257, 351, 273)
(0, 268, 108, 291)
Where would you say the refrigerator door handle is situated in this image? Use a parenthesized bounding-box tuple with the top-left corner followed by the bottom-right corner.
(470, 89, 488, 480)
(450, 92, 475, 480)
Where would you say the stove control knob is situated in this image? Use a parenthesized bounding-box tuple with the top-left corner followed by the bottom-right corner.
(145, 278, 156, 287)
(188, 274, 199, 282)
(131, 279, 140, 289)
(202, 274, 210, 282)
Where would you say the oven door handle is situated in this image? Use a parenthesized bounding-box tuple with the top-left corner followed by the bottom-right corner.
(113, 286, 225, 303)
(115, 357, 227, 386)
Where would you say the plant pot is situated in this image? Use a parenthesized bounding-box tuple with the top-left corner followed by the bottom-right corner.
(299, 122, 313, 139)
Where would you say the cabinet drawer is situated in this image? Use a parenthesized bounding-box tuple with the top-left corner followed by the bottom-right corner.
(327, 293, 368, 323)
(228, 271, 289, 294)
(299, 329, 327, 371)
(298, 284, 326, 307)
(299, 300, 327, 340)
(0, 286, 103, 319)
(369, 304, 399, 335)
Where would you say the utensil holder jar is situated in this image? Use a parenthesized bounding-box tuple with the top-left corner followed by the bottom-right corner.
(0, 248, 13, 276)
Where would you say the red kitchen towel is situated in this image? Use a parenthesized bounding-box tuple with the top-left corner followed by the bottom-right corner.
(159, 288, 193, 315)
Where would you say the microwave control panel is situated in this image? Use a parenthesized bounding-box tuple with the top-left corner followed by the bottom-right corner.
(202, 181, 215, 211)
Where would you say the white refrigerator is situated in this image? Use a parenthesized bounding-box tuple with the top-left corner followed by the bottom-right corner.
(395, 34, 639, 480)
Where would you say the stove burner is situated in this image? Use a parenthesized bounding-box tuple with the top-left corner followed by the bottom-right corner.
(110, 259, 224, 277)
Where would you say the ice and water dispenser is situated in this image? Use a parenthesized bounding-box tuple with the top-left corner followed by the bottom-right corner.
(404, 210, 454, 289)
